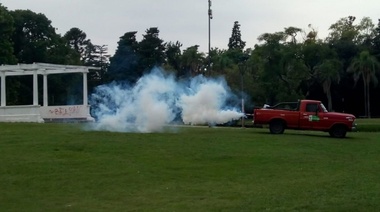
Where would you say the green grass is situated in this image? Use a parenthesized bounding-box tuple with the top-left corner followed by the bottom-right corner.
(355, 118, 380, 132)
(1, 123, 380, 211)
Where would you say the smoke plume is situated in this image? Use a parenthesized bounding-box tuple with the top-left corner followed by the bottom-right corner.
(89, 68, 243, 133)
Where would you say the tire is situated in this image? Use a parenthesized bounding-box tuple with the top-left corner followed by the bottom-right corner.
(329, 125, 347, 138)
(269, 120, 285, 134)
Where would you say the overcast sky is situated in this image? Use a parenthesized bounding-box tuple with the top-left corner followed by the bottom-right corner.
(1, 0, 379, 55)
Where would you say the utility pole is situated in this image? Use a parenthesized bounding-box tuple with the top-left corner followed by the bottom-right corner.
(238, 62, 247, 128)
(208, 0, 212, 73)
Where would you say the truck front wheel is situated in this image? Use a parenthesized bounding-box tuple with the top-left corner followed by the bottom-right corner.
(329, 125, 347, 138)
(269, 120, 285, 134)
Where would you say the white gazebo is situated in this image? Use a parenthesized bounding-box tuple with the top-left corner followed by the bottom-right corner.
(0, 63, 100, 123)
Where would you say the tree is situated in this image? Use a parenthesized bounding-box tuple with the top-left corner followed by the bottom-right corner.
(356, 17, 375, 47)
(314, 59, 342, 111)
(254, 33, 285, 104)
(302, 41, 343, 106)
(86, 44, 110, 88)
(10, 9, 58, 63)
(327, 16, 358, 43)
(164, 41, 182, 72)
(180, 45, 205, 77)
(47, 35, 81, 65)
(254, 30, 308, 104)
(138, 27, 166, 71)
(7, 9, 80, 105)
(327, 16, 360, 70)
(108, 31, 139, 83)
(210, 48, 233, 74)
(257, 32, 287, 45)
(371, 19, 380, 58)
(348, 50, 380, 117)
(228, 21, 246, 50)
(284, 26, 302, 44)
(63, 27, 90, 62)
(0, 4, 16, 64)
(304, 24, 319, 44)
(277, 44, 310, 100)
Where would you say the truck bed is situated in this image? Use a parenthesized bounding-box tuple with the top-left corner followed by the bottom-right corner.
(253, 108, 300, 128)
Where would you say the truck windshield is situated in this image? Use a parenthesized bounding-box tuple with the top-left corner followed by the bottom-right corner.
(320, 103, 328, 112)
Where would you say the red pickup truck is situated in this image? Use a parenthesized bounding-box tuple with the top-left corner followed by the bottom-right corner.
(253, 100, 356, 138)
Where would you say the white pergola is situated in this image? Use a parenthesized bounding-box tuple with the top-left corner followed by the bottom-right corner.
(0, 63, 100, 122)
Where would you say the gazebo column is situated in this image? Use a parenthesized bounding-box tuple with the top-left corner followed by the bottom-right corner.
(83, 72, 88, 106)
(33, 71, 38, 106)
(1, 71, 5, 106)
(43, 74, 48, 106)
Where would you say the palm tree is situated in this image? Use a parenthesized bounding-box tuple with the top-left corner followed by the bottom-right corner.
(348, 50, 380, 117)
(314, 59, 342, 111)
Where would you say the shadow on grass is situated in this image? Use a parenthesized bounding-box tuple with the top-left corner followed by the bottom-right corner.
(254, 130, 357, 140)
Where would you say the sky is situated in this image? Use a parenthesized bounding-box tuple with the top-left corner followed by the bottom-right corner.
(1, 0, 379, 55)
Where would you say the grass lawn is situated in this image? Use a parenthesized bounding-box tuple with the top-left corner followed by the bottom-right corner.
(355, 118, 380, 132)
(1, 122, 380, 211)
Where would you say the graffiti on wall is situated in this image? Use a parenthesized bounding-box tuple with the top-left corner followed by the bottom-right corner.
(49, 106, 82, 117)
(40, 105, 88, 119)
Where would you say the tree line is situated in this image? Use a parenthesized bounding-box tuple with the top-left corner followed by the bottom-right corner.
(1, 3, 380, 117)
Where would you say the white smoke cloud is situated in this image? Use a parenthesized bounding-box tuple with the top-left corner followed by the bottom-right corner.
(180, 76, 242, 125)
(89, 68, 243, 133)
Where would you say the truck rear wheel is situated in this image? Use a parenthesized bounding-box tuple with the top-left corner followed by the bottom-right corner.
(329, 125, 347, 138)
(269, 120, 285, 134)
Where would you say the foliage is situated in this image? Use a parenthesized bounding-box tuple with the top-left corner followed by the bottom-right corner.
(252, 30, 309, 104)
(107, 31, 139, 83)
(327, 16, 359, 43)
(9, 9, 73, 64)
(210, 48, 233, 74)
(85, 44, 110, 89)
(348, 50, 380, 117)
(63, 27, 90, 62)
(1, 2, 380, 117)
(165, 41, 182, 72)
(107, 28, 166, 83)
(372, 19, 380, 58)
(228, 21, 246, 50)
(313, 59, 342, 111)
(180, 45, 205, 77)
(0, 3, 16, 64)
(284, 26, 302, 44)
(138, 27, 166, 72)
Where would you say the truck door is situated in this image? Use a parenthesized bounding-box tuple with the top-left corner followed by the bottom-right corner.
(312, 103, 329, 130)
(299, 103, 320, 129)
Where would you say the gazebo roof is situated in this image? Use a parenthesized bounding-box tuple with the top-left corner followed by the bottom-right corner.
(0, 63, 100, 76)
